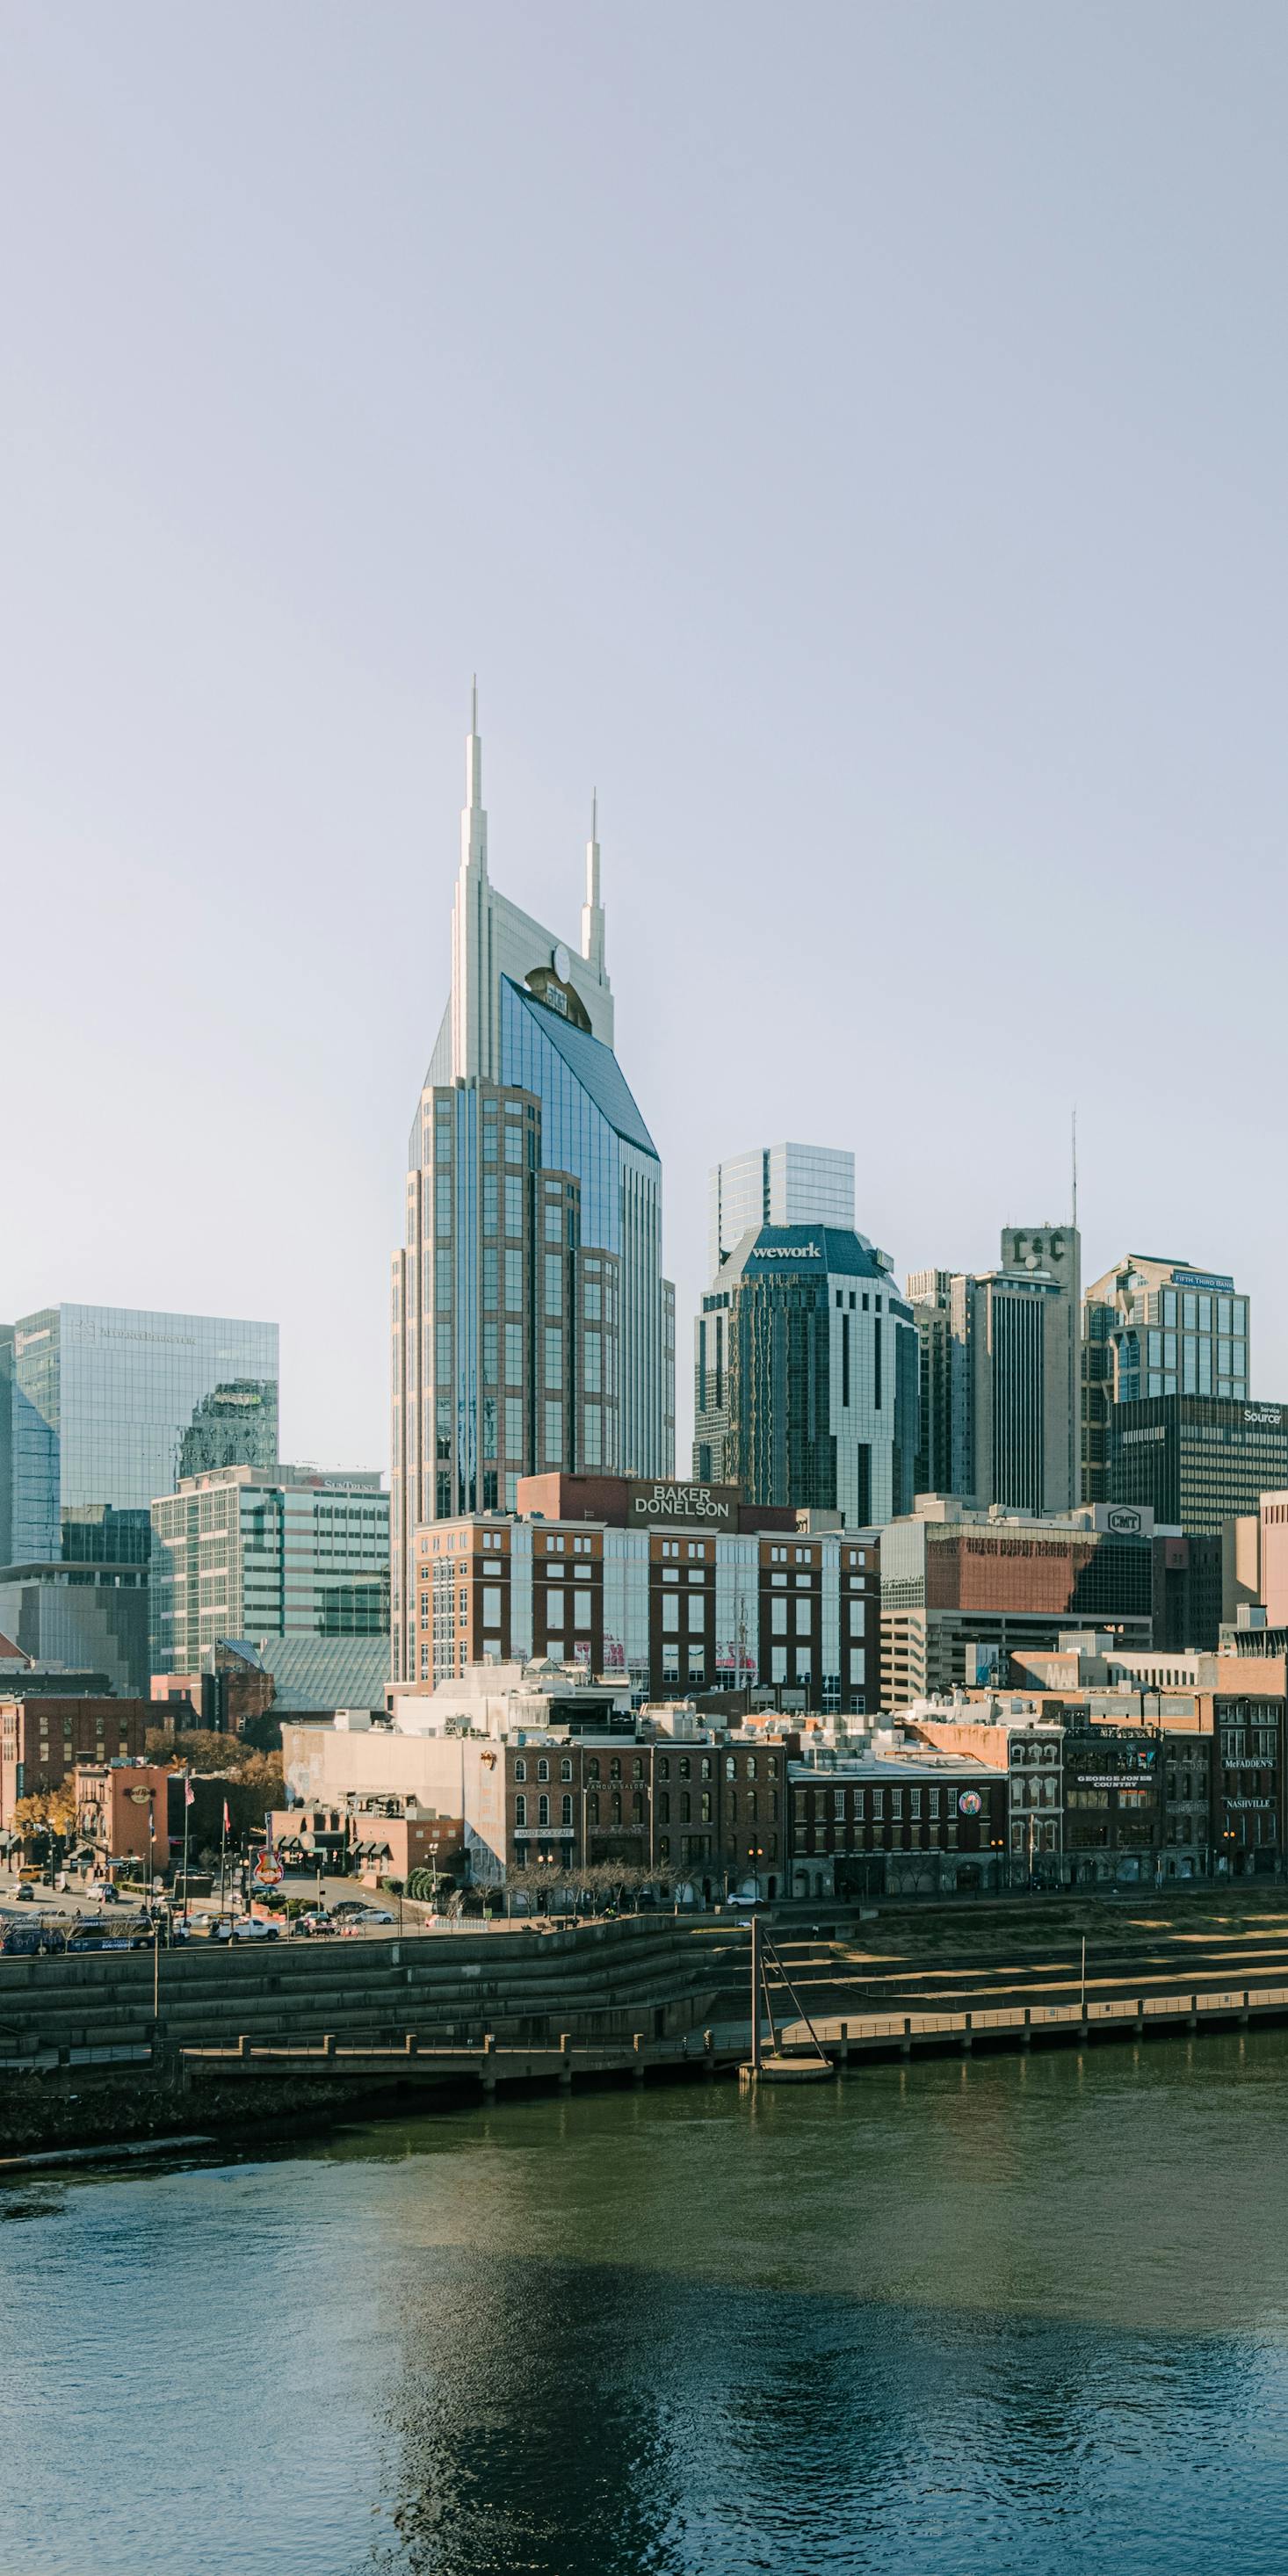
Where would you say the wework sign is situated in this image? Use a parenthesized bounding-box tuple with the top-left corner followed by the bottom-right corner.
(627, 1480, 736, 1527)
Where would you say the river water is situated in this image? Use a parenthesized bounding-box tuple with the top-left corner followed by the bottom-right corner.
(4, 2029, 1288, 2576)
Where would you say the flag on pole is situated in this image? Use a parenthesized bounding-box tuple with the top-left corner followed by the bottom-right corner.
(185, 1775, 195, 1808)
(222, 1798, 231, 1834)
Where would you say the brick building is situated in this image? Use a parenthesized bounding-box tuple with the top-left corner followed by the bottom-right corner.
(0, 1697, 148, 1827)
(789, 1738, 1008, 1899)
(283, 1694, 795, 1900)
(877, 1497, 1215, 1704)
(409, 1473, 880, 1718)
(915, 1652, 1288, 1883)
(73, 1761, 169, 1875)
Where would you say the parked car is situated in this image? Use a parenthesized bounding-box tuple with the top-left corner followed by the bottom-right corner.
(354, 1906, 394, 1925)
(295, 1911, 336, 1936)
(330, 1899, 368, 1919)
(230, 1916, 281, 1941)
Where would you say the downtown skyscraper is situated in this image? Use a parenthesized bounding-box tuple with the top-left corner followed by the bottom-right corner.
(389, 697, 675, 1680)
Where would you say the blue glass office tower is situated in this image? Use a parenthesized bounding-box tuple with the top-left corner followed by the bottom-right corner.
(2, 1305, 279, 1567)
(390, 701, 675, 1681)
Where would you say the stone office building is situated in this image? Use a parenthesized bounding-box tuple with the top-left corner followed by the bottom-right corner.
(1110, 1396, 1288, 1540)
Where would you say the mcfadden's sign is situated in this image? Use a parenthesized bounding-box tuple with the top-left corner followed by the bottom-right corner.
(627, 1480, 737, 1527)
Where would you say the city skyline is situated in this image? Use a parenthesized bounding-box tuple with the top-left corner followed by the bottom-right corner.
(4, 8, 1287, 1471)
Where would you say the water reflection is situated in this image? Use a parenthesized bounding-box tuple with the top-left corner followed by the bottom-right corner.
(5, 2033, 1288, 2576)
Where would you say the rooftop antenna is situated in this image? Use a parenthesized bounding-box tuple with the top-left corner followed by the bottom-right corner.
(1071, 1106, 1078, 1232)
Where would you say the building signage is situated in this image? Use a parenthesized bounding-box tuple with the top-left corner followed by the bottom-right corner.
(1243, 1407, 1284, 1429)
(1226, 1798, 1275, 1812)
(958, 1791, 983, 1817)
(1106, 1507, 1144, 1535)
(627, 1480, 736, 1526)
(752, 1241, 822, 1261)
(1170, 1270, 1235, 1293)
(1067, 1740, 1155, 1781)
(1074, 1774, 1158, 1791)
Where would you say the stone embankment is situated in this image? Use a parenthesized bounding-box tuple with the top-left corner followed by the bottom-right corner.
(0, 1916, 745, 2155)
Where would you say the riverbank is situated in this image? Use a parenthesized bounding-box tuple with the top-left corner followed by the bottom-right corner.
(10, 1890, 1288, 2156)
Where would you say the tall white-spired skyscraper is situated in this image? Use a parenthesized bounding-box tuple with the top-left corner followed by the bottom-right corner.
(708, 1142, 856, 1276)
(390, 693, 675, 1681)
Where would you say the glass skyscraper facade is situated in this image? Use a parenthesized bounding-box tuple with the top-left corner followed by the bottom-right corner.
(1081, 1254, 1250, 1502)
(390, 700, 675, 1681)
(693, 1226, 918, 1527)
(708, 1141, 856, 1277)
(151, 1465, 387, 1671)
(2, 1305, 279, 1568)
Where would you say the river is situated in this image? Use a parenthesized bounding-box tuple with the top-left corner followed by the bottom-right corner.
(4, 2027, 1288, 2575)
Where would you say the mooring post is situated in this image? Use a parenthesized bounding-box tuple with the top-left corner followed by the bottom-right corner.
(404, 2031, 417, 2056)
(481, 2030, 497, 2095)
(558, 2030, 573, 2089)
(901, 2015, 913, 2059)
(1134, 1996, 1144, 2037)
(1241, 1989, 1250, 2027)
(632, 2030, 645, 2085)
(960, 2011, 973, 2057)
(839, 2020, 850, 2066)
(1189, 1993, 1198, 2032)
(1022, 2007, 1031, 2051)
(236, 2033, 250, 2060)
(321, 2032, 336, 2059)
(703, 2027, 715, 2080)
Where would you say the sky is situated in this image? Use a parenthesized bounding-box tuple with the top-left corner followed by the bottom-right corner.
(3, 3, 1286, 1472)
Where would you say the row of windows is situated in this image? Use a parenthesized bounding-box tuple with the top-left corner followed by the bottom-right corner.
(798, 1783, 974, 1820)
(508, 1749, 780, 1784)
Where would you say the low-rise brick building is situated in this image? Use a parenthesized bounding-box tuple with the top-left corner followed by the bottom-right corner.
(74, 1760, 169, 1877)
(789, 1734, 1008, 1899)
(0, 1696, 149, 1828)
(283, 1668, 796, 1900)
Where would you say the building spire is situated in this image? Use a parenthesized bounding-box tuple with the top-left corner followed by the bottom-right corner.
(460, 675, 488, 876)
(581, 787, 605, 976)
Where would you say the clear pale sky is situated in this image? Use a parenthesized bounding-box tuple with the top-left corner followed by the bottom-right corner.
(3, 4, 1286, 1472)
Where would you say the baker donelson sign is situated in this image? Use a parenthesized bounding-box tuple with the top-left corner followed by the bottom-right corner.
(627, 1480, 736, 1526)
